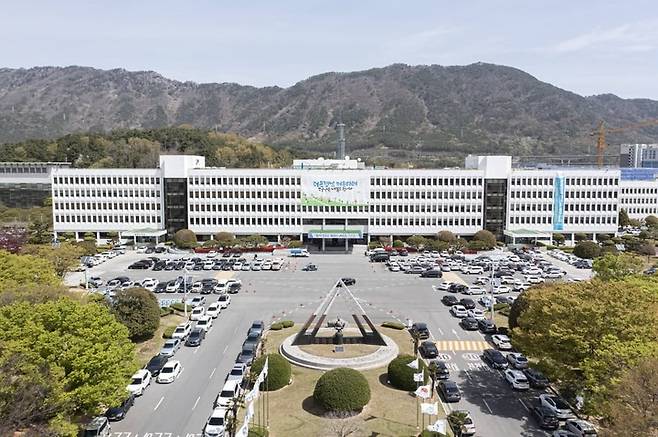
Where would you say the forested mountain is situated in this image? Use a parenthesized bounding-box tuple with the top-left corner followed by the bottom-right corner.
(1, 63, 658, 167)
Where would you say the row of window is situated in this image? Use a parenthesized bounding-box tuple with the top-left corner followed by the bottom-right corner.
(55, 215, 162, 224)
(370, 217, 481, 227)
(54, 176, 160, 185)
(626, 207, 658, 215)
(510, 191, 553, 199)
(54, 202, 162, 211)
(510, 215, 616, 225)
(54, 189, 160, 198)
(189, 176, 301, 186)
(621, 187, 658, 194)
(370, 204, 481, 214)
(371, 177, 482, 186)
(191, 216, 300, 226)
(621, 198, 658, 204)
(0, 166, 48, 174)
(371, 191, 482, 200)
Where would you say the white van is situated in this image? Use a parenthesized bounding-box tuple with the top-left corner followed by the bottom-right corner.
(214, 379, 242, 408)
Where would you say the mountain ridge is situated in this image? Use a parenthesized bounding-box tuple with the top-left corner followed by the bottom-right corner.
(1, 63, 657, 166)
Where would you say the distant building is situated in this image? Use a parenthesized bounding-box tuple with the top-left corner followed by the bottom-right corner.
(0, 162, 71, 208)
(620, 144, 658, 168)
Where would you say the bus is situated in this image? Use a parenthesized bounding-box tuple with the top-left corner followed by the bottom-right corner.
(289, 248, 310, 257)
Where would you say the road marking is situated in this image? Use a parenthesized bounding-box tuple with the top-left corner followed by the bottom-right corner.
(437, 327, 444, 336)
(451, 329, 461, 341)
(223, 345, 229, 354)
(193, 347, 199, 354)
(179, 367, 185, 377)
(192, 396, 201, 410)
(482, 398, 493, 414)
(518, 398, 529, 411)
(209, 368, 216, 379)
(435, 340, 489, 351)
(154, 396, 164, 411)
(464, 369, 472, 380)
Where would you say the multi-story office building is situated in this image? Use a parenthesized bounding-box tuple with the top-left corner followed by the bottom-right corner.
(620, 144, 658, 168)
(0, 161, 70, 208)
(47, 154, 658, 248)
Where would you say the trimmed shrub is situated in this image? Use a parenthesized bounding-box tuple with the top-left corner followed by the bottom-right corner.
(160, 307, 173, 317)
(473, 229, 496, 249)
(420, 431, 447, 437)
(281, 320, 294, 328)
(381, 321, 405, 330)
(387, 354, 428, 391)
(437, 230, 457, 243)
(170, 302, 192, 313)
(270, 322, 283, 330)
(574, 241, 601, 259)
(313, 367, 370, 412)
(287, 240, 303, 249)
(251, 354, 292, 391)
(111, 287, 160, 341)
(163, 326, 176, 339)
(173, 229, 197, 248)
(392, 239, 404, 248)
(248, 427, 269, 437)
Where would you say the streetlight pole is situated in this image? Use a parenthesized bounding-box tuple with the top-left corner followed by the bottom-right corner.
(489, 261, 498, 320)
(183, 268, 189, 319)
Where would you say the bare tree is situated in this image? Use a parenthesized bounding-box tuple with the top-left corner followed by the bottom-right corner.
(323, 411, 363, 437)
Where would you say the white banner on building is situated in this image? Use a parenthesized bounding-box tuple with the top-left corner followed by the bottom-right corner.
(301, 173, 370, 207)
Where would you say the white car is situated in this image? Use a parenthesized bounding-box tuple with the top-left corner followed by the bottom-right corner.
(500, 276, 516, 284)
(468, 266, 484, 275)
(523, 268, 542, 275)
(450, 305, 468, 318)
(232, 262, 242, 271)
(192, 281, 204, 293)
(190, 306, 205, 321)
(204, 408, 227, 437)
(493, 286, 511, 294)
(466, 286, 486, 295)
(437, 282, 453, 291)
(540, 394, 575, 420)
(543, 271, 563, 279)
(466, 309, 485, 320)
(473, 276, 489, 285)
(526, 276, 545, 284)
(140, 278, 158, 291)
(226, 363, 248, 384)
(172, 322, 192, 339)
(241, 263, 251, 271)
(196, 315, 213, 332)
(127, 369, 151, 396)
(206, 302, 221, 318)
(166, 279, 181, 292)
(479, 296, 494, 308)
(491, 334, 512, 350)
(503, 369, 529, 390)
(450, 409, 476, 436)
(217, 294, 231, 309)
(506, 352, 529, 369)
(157, 360, 182, 384)
(189, 296, 206, 307)
(565, 419, 598, 436)
(271, 261, 283, 271)
(203, 261, 214, 270)
(214, 379, 242, 408)
(261, 260, 272, 270)
(389, 264, 400, 272)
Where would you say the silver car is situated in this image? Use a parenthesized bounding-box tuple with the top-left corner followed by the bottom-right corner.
(159, 338, 181, 357)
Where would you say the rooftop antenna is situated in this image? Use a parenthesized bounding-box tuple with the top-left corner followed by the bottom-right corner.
(336, 110, 346, 160)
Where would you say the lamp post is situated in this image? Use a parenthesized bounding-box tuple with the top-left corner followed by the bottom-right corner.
(489, 261, 499, 320)
(183, 268, 189, 319)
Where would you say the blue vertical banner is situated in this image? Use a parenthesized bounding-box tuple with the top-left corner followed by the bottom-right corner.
(553, 175, 565, 231)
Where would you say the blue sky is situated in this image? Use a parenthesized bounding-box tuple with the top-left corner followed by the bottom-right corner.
(2, 1, 658, 98)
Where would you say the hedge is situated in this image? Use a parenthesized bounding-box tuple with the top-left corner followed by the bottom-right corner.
(251, 354, 291, 391)
(163, 326, 176, 339)
(170, 302, 192, 312)
(248, 426, 268, 437)
(270, 322, 283, 330)
(160, 307, 173, 317)
(381, 321, 406, 330)
(387, 354, 428, 391)
(313, 367, 370, 412)
(281, 320, 294, 328)
(420, 431, 447, 437)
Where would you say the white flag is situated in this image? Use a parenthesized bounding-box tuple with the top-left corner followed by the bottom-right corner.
(413, 372, 425, 382)
(263, 356, 269, 378)
(414, 384, 431, 399)
(257, 371, 265, 385)
(407, 358, 419, 369)
(245, 387, 258, 403)
(427, 419, 447, 433)
(236, 422, 249, 437)
(245, 401, 255, 422)
(421, 402, 439, 415)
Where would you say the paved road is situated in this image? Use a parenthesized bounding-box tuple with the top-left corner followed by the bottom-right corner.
(85, 249, 568, 437)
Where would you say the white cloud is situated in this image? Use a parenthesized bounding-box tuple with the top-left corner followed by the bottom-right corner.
(552, 22, 658, 53)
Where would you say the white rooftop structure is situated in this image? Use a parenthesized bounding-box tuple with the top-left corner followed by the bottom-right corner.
(292, 157, 365, 170)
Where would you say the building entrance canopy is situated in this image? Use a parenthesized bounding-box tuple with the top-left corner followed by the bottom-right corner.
(307, 229, 362, 239)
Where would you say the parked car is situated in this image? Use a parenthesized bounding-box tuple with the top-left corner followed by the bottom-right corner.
(442, 295, 459, 306)
(203, 408, 227, 437)
(214, 379, 242, 408)
(82, 416, 112, 437)
(506, 352, 529, 369)
(431, 360, 450, 380)
(504, 369, 530, 390)
(410, 322, 430, 339)
(531, 405, 560, 430)
(206, 302, 221, 318)
(438, 380, 461, 402)
(338, 277, 356, 286)
(236, 343, 257, 365)
(105, 393, 135, 421)
(248, 320, 266, 337)
(478, 318, 497, 333)
(491, 334, 513, 350)
(565, 419, 598, 436)
(450, 305, 468, 318)
(523, 368, 550, 388)
(460, 316, 479, 330)
(226, 362, 248, 384)
(482, 349, 508, 369)
(190, 306, 205, 321)
(218, 294, 231, 308)
(159, 338, 181, 357)
(539, 394, 575, 420)
(459, 298, 476, 309)
(185, 327, 206, 347)
(448, 410, 475, 436)
(126, 369, 151, 396)
(196, 315, 213, 332)
(171, 322, 192, 340)
(420, 269, 442, 278)
(157, 360, 182, 384)
(419, 341, 439, 359)
(145, 354, 169, 376)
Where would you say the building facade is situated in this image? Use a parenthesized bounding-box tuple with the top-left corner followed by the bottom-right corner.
(0, 162, 70, 208)
(620, 144, 658, 168)
(46, 154, 658, 246)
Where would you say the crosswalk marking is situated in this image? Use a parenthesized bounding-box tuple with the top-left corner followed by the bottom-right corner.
(435, 340, 489, 351)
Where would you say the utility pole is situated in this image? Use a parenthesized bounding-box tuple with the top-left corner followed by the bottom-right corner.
(183, 268, 189, 318)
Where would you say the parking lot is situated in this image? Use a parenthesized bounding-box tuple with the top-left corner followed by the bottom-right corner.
(80, 246, 591, 437)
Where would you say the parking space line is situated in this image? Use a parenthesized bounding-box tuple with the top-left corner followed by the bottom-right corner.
(223, 345, 229, 354)
(192, 396, 200, 410)
(437, 327, 444, 336)
(482, 398, 493, 414)
(154, 396, 164, 411)
(209, 368, 216, 379)
(518, 398, 529, 411)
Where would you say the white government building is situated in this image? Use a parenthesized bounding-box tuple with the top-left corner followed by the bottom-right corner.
(46, 154, 658, 249)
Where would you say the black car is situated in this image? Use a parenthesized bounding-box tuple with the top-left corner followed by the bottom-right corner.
(398, 249, 409, 256)
(438, 380, 461, 402)
(185, 328, 206, 347)
(237, 343, 257, 365)
(420, 269, 442, 278)
(152, 261, 166, 271)
(201, 284, 214, 295)
(419, 341, 439, 359)
(302, 264, 318, 271)
(227, 282, 241, 294)
(477, 318, 497, 334)
(523, 368, 550, 388)
(338, 277, 356, 286)
(164, 262, 176, 271)
(432, 360, 450, 380)
(145, 354, 169, 377)
(531, 405, 560, 430)
(459, 298, 476, 309)
(105, 393, 135, 421)
(243, 331, 261, 349)
(154, 283, 168, 294)
(248, 320, 265, 337)
(175, 261, 185, 270)
(448, 283, 468, 294)
(411, 322, 430, 340)
(460, 316, 479, 331)
(128, 262, 150, 270)
(482, 349, 508, 369)
(442, 295, 459, 306)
